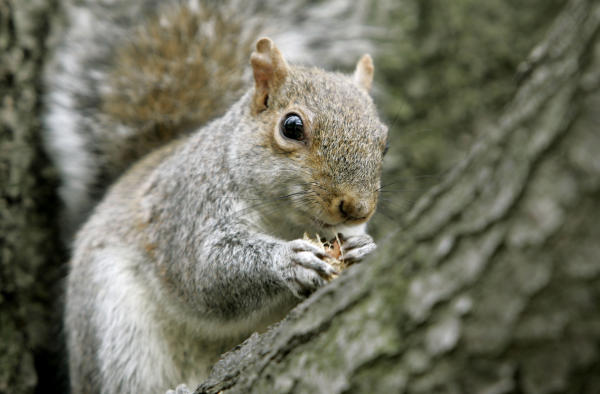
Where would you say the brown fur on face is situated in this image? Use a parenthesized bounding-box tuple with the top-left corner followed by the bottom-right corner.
(252, 60, 387, 227)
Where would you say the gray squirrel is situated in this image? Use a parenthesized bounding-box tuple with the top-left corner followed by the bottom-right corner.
(44, 1, 388, 392)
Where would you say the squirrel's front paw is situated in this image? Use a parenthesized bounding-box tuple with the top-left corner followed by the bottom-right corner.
(340, 234, 376, 263)
(284, 239, 340, 298)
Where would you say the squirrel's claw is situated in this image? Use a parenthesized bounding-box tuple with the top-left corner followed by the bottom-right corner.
(340, 234, 376, 263)
(283, 239, 337, 298)
(293, 251, 340, 277)
(288, 239, 327, 258)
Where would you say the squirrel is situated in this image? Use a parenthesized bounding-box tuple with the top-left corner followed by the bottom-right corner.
(43, 1, 388, 393)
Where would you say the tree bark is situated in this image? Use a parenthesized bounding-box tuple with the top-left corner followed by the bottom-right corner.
(196, 0, 600, 392)
(0, 0, 65, 393)
(2, 0, 599, 393)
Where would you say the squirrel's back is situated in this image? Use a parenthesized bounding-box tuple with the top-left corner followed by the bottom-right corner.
(43, 0, 377, 237)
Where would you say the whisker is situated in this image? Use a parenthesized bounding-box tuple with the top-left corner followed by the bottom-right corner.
(378, 187, 436, 193)
(373, 207, 398, 223)
(376, 174, 445, 192)
(228, 188, 321, 220)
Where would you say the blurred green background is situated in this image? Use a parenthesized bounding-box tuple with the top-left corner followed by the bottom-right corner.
(369, 0, 566, 237)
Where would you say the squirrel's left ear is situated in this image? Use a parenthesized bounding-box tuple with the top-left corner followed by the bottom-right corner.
(250, 37, 289, 112)
(353, 54, 374, 92)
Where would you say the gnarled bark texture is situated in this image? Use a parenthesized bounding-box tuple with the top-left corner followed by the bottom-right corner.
(0, 0, 65, 393)
(196, 0, 600, 392)
(1, 0, 599, 393)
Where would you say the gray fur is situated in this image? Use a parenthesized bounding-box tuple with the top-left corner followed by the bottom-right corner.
(47, 1, 386, 393)
(43, 0, 377, 238)
(66, 70, 385, 392)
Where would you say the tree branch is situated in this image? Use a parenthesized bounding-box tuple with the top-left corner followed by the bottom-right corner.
(195, 0, 600, 392)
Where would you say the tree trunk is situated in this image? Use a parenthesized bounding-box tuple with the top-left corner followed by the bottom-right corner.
(196, 0, 600, 392)
(0, 0, 65, 393)
(2, 0, 599, 393)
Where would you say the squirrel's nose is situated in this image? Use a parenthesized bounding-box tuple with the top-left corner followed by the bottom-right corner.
(334, 194, 374, 221)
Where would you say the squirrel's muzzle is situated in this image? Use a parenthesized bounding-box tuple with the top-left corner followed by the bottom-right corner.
(330, 192, 376, 223)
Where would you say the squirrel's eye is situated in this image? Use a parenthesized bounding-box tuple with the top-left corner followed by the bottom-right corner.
(383, 141, 389, 156)
(281, 114, 305, 141)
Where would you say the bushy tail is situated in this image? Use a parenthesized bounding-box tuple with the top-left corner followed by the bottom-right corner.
(43, 0, 377, 237)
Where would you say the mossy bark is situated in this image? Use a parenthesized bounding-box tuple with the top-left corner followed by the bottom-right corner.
(370, 0, 568, 235)
(196, 0, 600, 392)
(0, 0, 65, 392)
(2, 0, 599, 393)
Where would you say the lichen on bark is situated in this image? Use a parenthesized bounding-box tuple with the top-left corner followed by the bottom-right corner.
(0, 0, 64, 392)
(196, 1, 600, 392)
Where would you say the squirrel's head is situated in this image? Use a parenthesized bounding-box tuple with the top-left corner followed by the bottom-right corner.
(249, 38, 388, 231)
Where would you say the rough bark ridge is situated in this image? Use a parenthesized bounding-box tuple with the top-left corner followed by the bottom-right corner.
(196, 0, 600, 392)
(0, 0, 65, 393)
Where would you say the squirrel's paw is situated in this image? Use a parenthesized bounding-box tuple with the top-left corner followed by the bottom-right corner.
(284, 239, 340, 298)
(340, 234, 376, 263)
(165, 384, 191, 394)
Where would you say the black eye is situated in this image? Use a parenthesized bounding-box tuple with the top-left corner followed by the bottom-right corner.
(281, 114, 305, 141)
(383, 140, 389, 156)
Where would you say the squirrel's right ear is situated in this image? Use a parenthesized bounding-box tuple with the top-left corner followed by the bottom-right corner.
(353, 54, 374, 92)
(250, 38, 289, 112)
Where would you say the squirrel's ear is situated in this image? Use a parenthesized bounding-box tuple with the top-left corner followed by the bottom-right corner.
(353, 54, 374, 92)
(250, 37, 289, 112)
